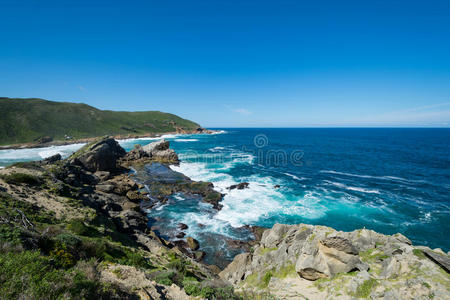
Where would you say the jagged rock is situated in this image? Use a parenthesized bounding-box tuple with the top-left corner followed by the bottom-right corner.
(178, 223, 188, 230)
(125, 144, 150, 160)
(43, 153, 62, 163)
(193, 250, 206, 261)
(142, 139, 179, 163)
(94, 171, 110, 182)
(423, 249, 450, 273)
(176, 232, 186, 238)
(70, 137, 126, 172)
(126, 190, 144, 202)
(297, 240, 365, 280)
(321, 237, 358, 255)
(221, 223, 450, 299)
(186, 237, 200, 250)
(115, 210, 147, 232)
(228, 182, 249, 190)
(219, 253, 251, 284)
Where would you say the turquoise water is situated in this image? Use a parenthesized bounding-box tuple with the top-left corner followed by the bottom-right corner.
(1, 129, 449, 263)
(138, 128, 450, 260)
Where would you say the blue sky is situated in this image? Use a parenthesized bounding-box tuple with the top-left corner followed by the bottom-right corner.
(1, 0, 450, 127)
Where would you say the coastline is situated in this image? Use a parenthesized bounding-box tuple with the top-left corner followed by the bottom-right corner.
(0, 136, 449, 299)
(0, 128, 219, 150)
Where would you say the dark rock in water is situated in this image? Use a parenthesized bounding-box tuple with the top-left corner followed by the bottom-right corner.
(142, 163, 188, 184)
(176, 232, 186, 238)
(321, 237, 358, 255)
(274, 184, 281, 189)
(228, 182, 249, 190)
(193, 250, 206, 261)
(186, 236, 200, 250)
(44, 153, 61, 164)
(423, 249, 450, 273)
(70, 137, 126, 172)
(178, 223, 188, 230)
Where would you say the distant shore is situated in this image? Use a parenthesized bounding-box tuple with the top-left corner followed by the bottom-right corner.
(0, 128, 216, 151)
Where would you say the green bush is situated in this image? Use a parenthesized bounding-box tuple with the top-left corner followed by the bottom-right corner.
(155, 271, 175, 286)
(0, 250, 118, 299)
(67, 219, 99, 237)
(0, 173, 40, 185)
(184, 283, 201, 295)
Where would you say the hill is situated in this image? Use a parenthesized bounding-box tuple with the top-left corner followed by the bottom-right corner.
(0, 97, 202, 145)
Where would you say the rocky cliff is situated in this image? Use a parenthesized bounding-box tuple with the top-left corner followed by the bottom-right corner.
(220, 223, 450, 299)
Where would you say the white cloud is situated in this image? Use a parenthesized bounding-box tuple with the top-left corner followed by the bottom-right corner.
(78, 85, 86, 91)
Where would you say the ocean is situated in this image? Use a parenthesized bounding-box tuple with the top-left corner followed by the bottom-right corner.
(1, 128, 449, 265)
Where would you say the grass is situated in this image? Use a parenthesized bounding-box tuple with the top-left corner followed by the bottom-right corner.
(354, 278, 378, 298)
(413, 249, 426, 259)
(259, 246, 278, 255)
(0, 97, 200, 145)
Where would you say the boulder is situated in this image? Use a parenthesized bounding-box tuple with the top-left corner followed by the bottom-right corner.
(178, 223, 188, 230)
(423, 249, 450, 273)
(186, 237, 200, 250)
(296, 237, 365, 280)
(142, 139, 179, 163)
(193, 250, 206, 261)
(125, 144, 149, 160)
(219, 253, 251, 284)
(70, 137, 126, 172)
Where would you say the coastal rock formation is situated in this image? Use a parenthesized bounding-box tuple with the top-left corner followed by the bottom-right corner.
(69, 136, 126, 172)
(220, 223, 450, 299)
(142, 139, 179, 163)
(228, 182, 249, 190)
(0, 137, 238, 299)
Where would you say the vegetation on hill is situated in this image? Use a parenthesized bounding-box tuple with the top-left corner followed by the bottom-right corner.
(0, 97, 201, 145)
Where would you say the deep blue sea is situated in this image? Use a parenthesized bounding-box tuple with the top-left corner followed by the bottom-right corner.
(1, 128, 449, 263)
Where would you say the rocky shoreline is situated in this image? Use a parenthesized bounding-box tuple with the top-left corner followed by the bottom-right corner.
(0, 127, 216, 150)
(0, 136, 449, 299)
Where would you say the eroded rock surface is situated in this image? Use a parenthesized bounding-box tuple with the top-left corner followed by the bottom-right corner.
(220, 223, 450, 299)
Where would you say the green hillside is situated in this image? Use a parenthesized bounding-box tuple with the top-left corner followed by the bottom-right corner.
(0, 97, 201, 145)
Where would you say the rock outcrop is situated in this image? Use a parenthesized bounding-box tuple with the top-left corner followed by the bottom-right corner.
(143, 139, 179, 163)
(0, 137, 237, 300)
(228, 182, 249, 190)
(69, 136, 126, 172)
(220, 223, 450, 299)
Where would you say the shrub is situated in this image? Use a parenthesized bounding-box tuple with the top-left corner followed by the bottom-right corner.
(67, 219, 99, 237)
(0, 250, 132, 299)
(155, 271, 175, 286)
(0, 173, 40, 185)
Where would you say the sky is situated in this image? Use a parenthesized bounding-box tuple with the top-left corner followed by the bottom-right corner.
(1, 0, 450, 127)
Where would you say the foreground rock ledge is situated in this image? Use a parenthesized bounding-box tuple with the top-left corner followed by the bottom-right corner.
(220, 223, 450, 299)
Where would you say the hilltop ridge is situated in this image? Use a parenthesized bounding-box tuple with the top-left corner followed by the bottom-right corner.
(0, 97, 202, 146)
